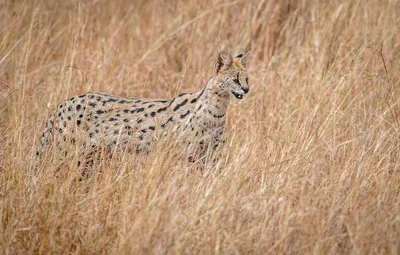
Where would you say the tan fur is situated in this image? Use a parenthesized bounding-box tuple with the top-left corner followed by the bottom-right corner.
(37, 50, 250, 163)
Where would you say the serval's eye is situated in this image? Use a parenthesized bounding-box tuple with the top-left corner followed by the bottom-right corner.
(232, 73, 240, 84)
(246, 77, 249, 84)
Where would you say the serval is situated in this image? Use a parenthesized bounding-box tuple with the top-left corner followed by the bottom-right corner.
(37, 49, 250, 165)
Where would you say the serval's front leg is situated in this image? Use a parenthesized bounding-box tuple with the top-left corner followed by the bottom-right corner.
(208, 127, 226, 165)
(187, 140, 207, 165)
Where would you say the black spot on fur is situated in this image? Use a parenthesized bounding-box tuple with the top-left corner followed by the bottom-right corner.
(208, 109, 225, 118)
(58, 112, 62, 117)
(79, 114, 83, 118)
(89, 102, 96, 107)
(119, 100, 127, 104)
(190, 87, 205, 103)
(109, 118, 116, 121)
(180, 110, 190, 119)
(148, 104, 155, 108)
(76, 104, 81, 111)
(157, 106, 168, 113)
(161, 116, 173, 128)
(68, 106, 72, 112)
(167, 98, 176, 107)
(150, 112, 156, 117)
(137, 119, 143, 124)
(178, 93, 186, 97)
(108, 98, 118, 103)
(97, 110, 106, 114)
(68, 116, 71, 120)
(89, 132, 93, 138)
(123, 109, 129, 113)
(141, 129, 147, 133)
(116, 114, 120, 117)
(114, 130, 119, 134)
(149, 126, 155, 130)
(123, 119, 129, 123)
(77, 120, 81, 126)
(138, 135, 143, 140)
(79, 94, 86, 98)
(137, 108, 144, 113)
(173, 99, 188, 111)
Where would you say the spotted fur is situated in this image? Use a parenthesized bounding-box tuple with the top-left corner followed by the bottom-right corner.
(37, 50, 250, 163)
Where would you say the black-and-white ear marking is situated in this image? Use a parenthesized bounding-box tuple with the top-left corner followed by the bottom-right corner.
(236, 49, 251, 67)
(215, 50, 233, 74)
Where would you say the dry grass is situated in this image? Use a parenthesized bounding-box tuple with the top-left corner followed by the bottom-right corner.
(1, 0, 400, 254)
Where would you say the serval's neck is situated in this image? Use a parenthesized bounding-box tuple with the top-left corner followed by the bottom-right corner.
(193, 77, 229, 122)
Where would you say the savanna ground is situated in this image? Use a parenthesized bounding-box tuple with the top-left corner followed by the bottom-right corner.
(1, 0, 400, 254)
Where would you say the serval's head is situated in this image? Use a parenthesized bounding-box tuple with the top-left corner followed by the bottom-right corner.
(213, 49, 250, 100)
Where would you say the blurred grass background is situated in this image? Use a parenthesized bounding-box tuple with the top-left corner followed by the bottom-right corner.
(1, 0, 400, 253)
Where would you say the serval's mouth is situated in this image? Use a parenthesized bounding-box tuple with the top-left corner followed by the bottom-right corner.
(231, 91, 244, 100)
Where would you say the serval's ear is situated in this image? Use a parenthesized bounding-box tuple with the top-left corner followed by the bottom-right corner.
(236, 49, 251, 68)
(215, 50, 233, 74)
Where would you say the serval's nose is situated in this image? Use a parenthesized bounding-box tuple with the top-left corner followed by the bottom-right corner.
(242, 87, 249, 94)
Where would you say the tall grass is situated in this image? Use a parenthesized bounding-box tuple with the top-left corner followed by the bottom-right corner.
(1, 0, 400, 253)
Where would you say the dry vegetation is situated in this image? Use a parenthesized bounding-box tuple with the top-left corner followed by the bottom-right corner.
(1, 0, 400, 253)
